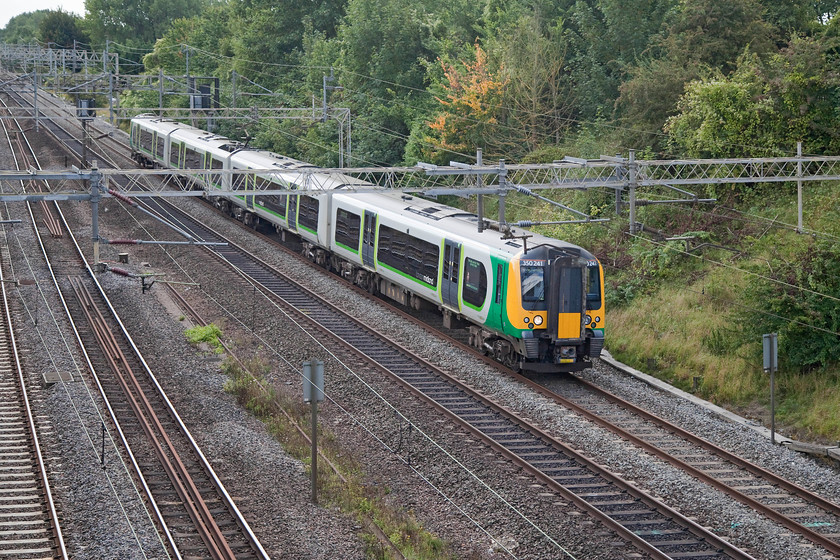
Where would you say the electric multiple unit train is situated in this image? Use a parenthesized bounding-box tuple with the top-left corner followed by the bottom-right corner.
(130, 115, 605, 372)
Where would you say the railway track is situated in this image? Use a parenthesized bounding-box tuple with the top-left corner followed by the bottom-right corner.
(0, 86, 761, 557)
(0, 89, 67, 560)
(394, 278, 840, 557)
(1, 86, 270, 559)
(125, 198, 756, 559)
(65, 274, 263, 559)
(401, 280, 840, 557)
(0, 249, 66, 559)
(525, 374, 840, 556)
(178, 195, 840, 558)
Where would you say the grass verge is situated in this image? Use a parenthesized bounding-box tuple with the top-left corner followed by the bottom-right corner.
(221, 357, 454, 560)
(607, 268, 840, 442)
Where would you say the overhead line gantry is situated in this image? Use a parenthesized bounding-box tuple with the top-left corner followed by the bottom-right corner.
(1, 145, 836, 233)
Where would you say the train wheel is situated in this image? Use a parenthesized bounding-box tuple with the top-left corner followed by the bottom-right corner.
(501, 352, 519, 370)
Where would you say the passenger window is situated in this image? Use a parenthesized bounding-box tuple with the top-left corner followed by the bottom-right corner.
(377, 225, 439, 287)
(170, 142, 181, 167)
(154, 134, 165, 160)
(335, 208, 361, 252)
(463, 258, 487, 308)
(298, 196, 320, 232)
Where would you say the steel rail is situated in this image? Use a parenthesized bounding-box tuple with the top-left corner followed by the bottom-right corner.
(146, 203, 755, 559)
(0, 90, 68, 560)
(68, 277, 235, 559)
(531, 375, 840, 557)
(0, 216, 68, 560)
(363, 278, 840, 557)
(0, 87, 183, 559)
(2, 86, 270, 559)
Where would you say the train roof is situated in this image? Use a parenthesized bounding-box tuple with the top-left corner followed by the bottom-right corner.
(232, 149, 312, 171)
(133, 116, 182, 135)
(129, 116, 596, 261)
(133, 116, 243, 154)
(171, 127, 243, 153)
(335, 190, 594, 260)
(231, 149, 380, 192)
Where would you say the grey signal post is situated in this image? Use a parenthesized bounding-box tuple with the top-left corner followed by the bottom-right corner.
(303, 360, 325, 504)
(763, 333, 778, 444)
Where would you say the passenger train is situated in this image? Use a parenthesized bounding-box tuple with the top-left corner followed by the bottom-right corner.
(129, 115, 605, 372)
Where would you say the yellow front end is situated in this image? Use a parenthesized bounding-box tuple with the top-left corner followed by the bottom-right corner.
(556, 313, 583, 340)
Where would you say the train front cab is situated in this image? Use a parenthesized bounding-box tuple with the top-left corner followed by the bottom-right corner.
(510, 245, 604, 372)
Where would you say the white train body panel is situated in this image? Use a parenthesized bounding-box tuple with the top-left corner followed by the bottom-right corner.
(129, 115, 606, 372)
(328, 190, 502, 324)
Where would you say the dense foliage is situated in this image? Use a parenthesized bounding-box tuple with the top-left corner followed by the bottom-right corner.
(0, 11, 50, 44)
(743, 239, 840, 371)
(5, 0, 840, 162)
(38, 10, 90, 48)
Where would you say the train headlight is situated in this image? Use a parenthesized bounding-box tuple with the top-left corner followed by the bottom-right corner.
(584, 315, 592, 325)
(533, 315, 543, 326)
(524, 317, 530, 324)
(595, 316, 601, 323)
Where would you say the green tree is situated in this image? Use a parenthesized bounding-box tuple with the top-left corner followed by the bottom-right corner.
(0, 11, 49, 44)
(659, 0, 775, 72)
(615, 0, 776, 150)
(664, 58, 773, 158)
(481, 0, 569, 38)
(85, 0, 207, 50)
(759, 0, 840, 32)
(227, 0, 345, 93)
(743, 239, 840, 371)
(565, 0, 674, 119)
(337, 0, 436, 164)
(39, 9, 89, 49)
(143, 5, 234, 77)
(666, 35, 840, 157)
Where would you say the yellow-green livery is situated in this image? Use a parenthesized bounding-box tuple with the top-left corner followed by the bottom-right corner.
(131, 115, 605, 372)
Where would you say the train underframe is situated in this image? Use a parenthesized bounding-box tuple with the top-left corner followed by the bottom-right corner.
(131, 150, 156, 169)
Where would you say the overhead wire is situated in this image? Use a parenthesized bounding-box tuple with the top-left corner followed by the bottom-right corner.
(167, 41, 812, 159)
(115, 41, 628, 159)
(94, 38, 810, 170)
(497, 183, 840, 338)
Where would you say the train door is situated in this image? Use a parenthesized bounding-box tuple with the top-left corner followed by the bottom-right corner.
(362, 211, 376, 267)
(287, 195, 298, 231)
(546, 256, 584, 342)
(442, 239, 461, 309)
(154, 132, 165, 163)
(494, 263, 506, 325)
(245, 173, 255, 210)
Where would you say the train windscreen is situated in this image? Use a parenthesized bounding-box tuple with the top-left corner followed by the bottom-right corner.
(586, 265, 601, 310)
(521, 263, 545, 303)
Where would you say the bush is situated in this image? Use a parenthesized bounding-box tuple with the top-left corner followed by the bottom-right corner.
(184, 323, 224, 354)
(742, 239, 840, 371)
